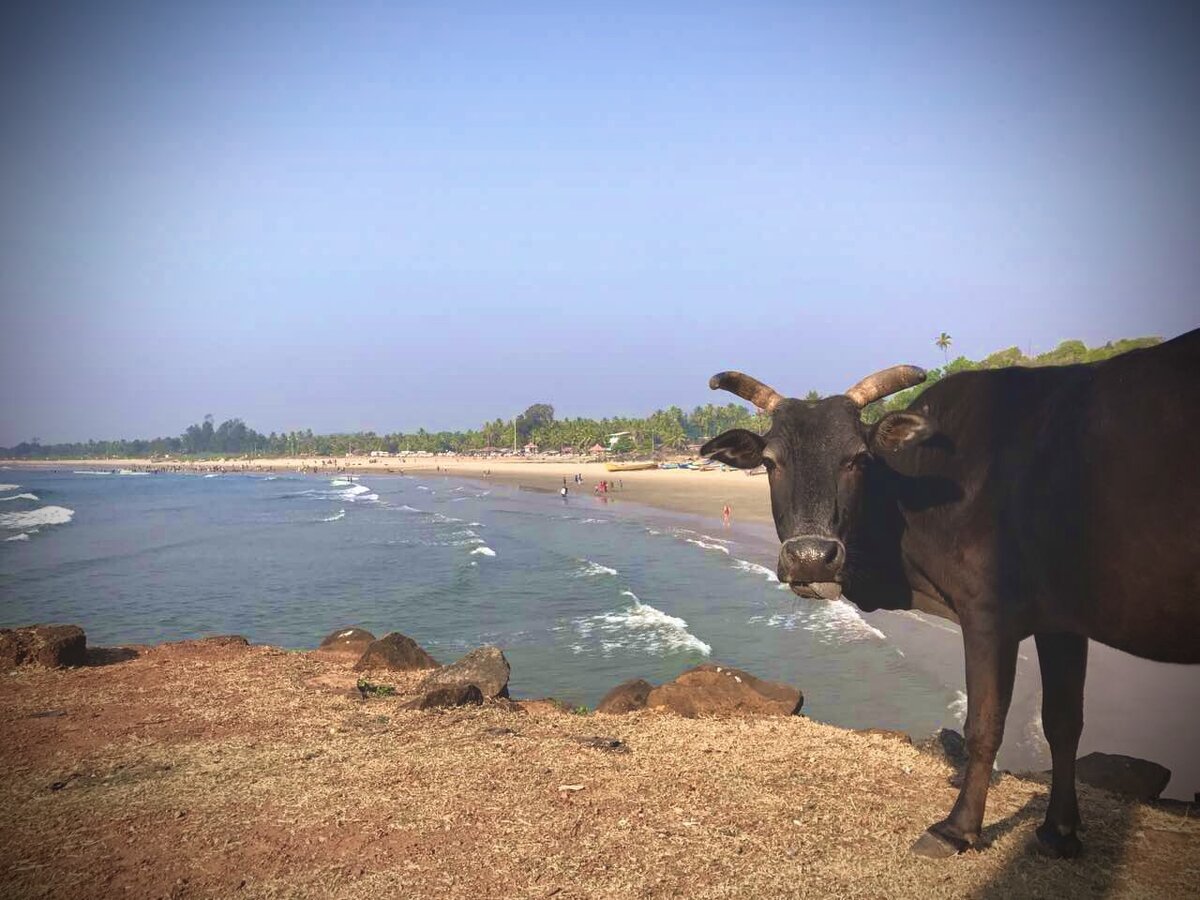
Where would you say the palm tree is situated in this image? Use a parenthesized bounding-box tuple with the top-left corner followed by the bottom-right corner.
(935, 332, 953, 364)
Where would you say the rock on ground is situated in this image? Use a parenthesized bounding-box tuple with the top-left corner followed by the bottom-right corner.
(418, 646, 510, 699)
(353, 632, 438, 672)
(596, 678, 654, 714)
(0, 625, 87, 671)
(313, 627, 376, 663)
(1076, 752, 1172, 801)
(402, 684, 485, 710)
(598, 665, 803, 718)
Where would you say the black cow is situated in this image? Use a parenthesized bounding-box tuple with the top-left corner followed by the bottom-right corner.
(701, 328, 1200, 858)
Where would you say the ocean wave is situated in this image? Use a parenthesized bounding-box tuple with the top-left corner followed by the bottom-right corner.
(203, 473, 221, 478)
(575, 560, 618, 578)
(0, 484, 18, 491)
(0, 505, 76, 531)
(4, 533, 30, 542)
(398, 504, 422, 512)
(72, 471, 110, 475)
(578, 518, 608, 525)
(700, 534, 733, 544)
(949, 690, 968, 725)
(0, 493, 39, 502)
(263, 476, 278, 481)
(322, 509, 346, 522)
(470, 546, 496, 557)
(686, 538, 730, 555)
(749, 599, 885, 644)
(731, 558, 778, 582)
(573, 590, 711, 657)
(330, 478, 355, 486)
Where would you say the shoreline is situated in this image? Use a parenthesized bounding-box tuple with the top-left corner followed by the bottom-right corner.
(4, 455, 777, 525)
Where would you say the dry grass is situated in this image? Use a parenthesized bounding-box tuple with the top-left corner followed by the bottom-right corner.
(1, 642, 1196, 899)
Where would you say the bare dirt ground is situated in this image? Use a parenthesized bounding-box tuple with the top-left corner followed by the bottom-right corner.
(1, 641, 1197, 899)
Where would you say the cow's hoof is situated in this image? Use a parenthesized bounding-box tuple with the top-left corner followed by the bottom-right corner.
(1032, 824, 1082, 859)
(910, 826, 970, 859)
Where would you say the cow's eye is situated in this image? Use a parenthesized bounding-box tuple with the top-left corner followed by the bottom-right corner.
(761, 455, 777, 472)
(842, 452, 869, 472)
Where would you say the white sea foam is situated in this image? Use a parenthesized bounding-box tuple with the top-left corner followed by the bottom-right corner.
(0, 505, 75, 531)
(700, 534, 732, 544)
(814, 600, 886, 642)
(749, 599, 886, 644)
(470, 546, 496, 557)
(730, 558, 779, 582)
(73, 471, 110, 475)
(398, 504, 422, 512)
(119, 469, 148, 476)
(263, 476, 278, 481)
(686, 538, 730, 555)
(0, 484, 18, 491)
(330, 478, 353, 486)
(0, 493, 39, 502)
(578, 518, 607, 525)
(575, 560, 618, 578)
(203, 473, 221, 478)
(5, 533, 30, 541)
(949, 690, 968, 725)
(747, 612, 804, 631)
(573, 590, 711, 656)
(322, 509, 346, 522)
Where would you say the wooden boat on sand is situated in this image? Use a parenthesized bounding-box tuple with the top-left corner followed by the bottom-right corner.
(604, 461, 659, 472)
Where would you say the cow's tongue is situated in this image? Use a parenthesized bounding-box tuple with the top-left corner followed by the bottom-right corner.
(790, 582, 842, 600)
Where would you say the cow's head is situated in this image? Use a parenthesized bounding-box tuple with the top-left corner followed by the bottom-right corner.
(700, 366, 931, 606)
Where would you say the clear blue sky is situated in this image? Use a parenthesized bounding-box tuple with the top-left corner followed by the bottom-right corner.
(2, 1, 1197, 444)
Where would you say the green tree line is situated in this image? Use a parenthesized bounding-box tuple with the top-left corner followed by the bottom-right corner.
(0, 336, 1160, 460)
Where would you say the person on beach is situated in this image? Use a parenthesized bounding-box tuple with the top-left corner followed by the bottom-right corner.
(723, 503, 732, 527)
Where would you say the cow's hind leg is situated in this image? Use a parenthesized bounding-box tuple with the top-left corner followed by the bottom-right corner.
(1032, 632, 1087, 858)
(912, 626, 1018, 858)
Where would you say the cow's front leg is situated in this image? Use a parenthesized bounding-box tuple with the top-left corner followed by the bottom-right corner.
(912, 624, 1018, 858)
(1032, 632, 1087, 858)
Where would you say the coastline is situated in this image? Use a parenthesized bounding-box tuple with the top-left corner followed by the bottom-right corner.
(4, 454, 777, 525)
(5, 458, 1200, 802)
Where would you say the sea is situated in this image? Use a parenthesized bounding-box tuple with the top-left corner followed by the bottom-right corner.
(3, 465, 1195, 796)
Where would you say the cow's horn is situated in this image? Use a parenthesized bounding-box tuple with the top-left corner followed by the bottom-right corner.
(844, 365, 927, 408)
(708, 371, 785, 413)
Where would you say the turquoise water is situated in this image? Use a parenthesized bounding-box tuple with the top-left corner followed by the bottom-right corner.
(1, 467, 961, 736)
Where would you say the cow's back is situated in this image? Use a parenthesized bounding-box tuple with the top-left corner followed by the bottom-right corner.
(907, 330, 1200, 661)
(1072, 329, 1200, 660)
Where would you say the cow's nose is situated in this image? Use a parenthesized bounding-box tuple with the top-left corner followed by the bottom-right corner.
(778, 536, 845, 582)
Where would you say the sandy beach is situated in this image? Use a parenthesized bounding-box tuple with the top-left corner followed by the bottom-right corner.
(15, 455, 776, 525)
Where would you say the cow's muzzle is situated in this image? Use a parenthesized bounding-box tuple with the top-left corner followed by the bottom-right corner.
(778, 536, 845, 600)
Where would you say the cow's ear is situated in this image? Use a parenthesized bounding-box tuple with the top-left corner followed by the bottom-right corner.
(869, 412, 933, 454)
(700, 429, 766, 469)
